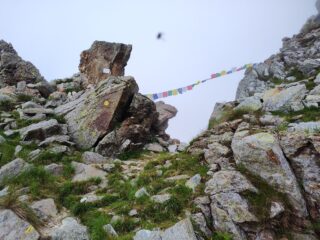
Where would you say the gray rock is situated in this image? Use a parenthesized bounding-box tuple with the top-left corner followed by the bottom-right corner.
(21, 101, 41, 110)
(0, 135, 5, 144)
(168, 144, 177, 153)
(235, 96, 262, 112)
(129, 209, 138, 216)
(51, 217, 89, 240)
(0, 40, 45, 88)
(309, 84, 320, 94)
(0, 186, 9, 197)
(262, 85, 307, 112)
(80, 192, 103, 203)
(28, 149, 41, 160)
(205, 170, 257, 195)
(212, 192, 257, 223)
(288, 121, 320, 133)
(298, 59, 320, 75)
(0, 158, 30, 184)
(161, 218, 197, 240)
(185, 174, 201, 192)
(71, 161, 106, 182)
(22, 107, 54, 115)
(135, 187, 149, 198)
(49, 145, 69, 154)
(0, 209, 40, 240)
(38, 135, 74, 147)
(151, 194, 171, 203)
(144, 143, 165, 153)
(14, 145, 22, 157)
(134, 230, 162, 240)
(19, 119, 62, 141)
(59, 76, 139, 149)
(81, 151, 109, 164)
(44, 163, 64, 176)
(315, 72, 320, 85)
(270, 201, 285, 218)
(31, 198, 58, 221)
(236, 69, 268, 100)
(191, 213, 212, 238)
(103, 224, 118, 237)
(231, 132, 308, 217)
(155, 101, 178, 133)
(165, 175, 190, 182)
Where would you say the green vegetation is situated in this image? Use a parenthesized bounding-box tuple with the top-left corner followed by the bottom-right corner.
(16, 94, 33, 103)
(5, 166, 58, 199)
(208, 106, 263, 129)
(305, 80, 316, 90)
(118, 149, 149, 160)
(0, 132, 21, 167)
(272, 106, 320, 123)
(212, 232, 233, 240)
(0, 100, 15, 111)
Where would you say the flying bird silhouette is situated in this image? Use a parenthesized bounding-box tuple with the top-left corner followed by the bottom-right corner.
(156, 32, 164, 40)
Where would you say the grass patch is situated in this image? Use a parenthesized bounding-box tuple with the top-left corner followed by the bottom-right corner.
(0, 132, 21, 167)
(16, 94, 33, 103)
(118, 149, 148, 160)
(271, 78, 283, 85)
(6, 166, 58, 199)
(305, 80, 316, 91)
(212, 232, 233, 240)
(208, 106, 262, 129)
(272, 106, 320, 122)
(0, 100, 15, 111)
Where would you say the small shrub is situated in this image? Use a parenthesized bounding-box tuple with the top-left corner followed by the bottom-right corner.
(16, 94, 33, 102)
(212, 231, 233, 240)
(0, 100, 15, 111)
(118, 149, 148, 160)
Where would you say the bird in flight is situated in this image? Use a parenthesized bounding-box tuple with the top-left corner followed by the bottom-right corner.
(156, 32, 164, 40)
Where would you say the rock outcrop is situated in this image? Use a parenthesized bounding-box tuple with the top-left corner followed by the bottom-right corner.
(79, 41, 132, 86)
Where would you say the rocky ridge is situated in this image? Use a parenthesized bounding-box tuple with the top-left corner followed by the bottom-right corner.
(0, 16, 319, 240)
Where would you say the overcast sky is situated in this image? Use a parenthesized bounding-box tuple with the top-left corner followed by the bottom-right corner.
(0, 0, 316, 142)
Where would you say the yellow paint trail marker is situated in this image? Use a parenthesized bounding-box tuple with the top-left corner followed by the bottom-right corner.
(103, 100, 110, 107)
(25, 225, 34, 234)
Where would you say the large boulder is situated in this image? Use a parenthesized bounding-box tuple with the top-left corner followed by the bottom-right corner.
(79, 41, 132, 86)
(57, 76, 138, 149)
(0, 209, 40, 240)
(262, 85, 307, 112)
(95, 93, 159, 157)
(231, 131, 308, 217)
(0, 40, 48, 92)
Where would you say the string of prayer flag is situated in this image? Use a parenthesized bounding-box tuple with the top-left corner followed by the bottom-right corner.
(145, 63, 256, 101)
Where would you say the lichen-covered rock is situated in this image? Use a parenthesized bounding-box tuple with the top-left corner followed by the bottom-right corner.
(19, 119, 63, 141)
(0, 209, 40, 240)
(0, 158, 30, 184)
(61, 76, 138, 149)
(79, 41, 132, 86)
(155, 101, 177, 135)
(232, 131, 308, 217)
(31, 198, 58, 221)
(71, 161, 106, 182)
(0, 40, 45, 87)
(81, 151, 109, 164)
(262, 85, 307, 112)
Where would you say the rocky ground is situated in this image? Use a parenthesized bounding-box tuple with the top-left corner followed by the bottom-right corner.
(0, 18, 320, 240)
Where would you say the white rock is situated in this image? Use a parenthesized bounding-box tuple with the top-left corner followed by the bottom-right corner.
(135, 187, 149, 198)
(151, 194, 171, 203)
(270, 201, 285, 218)
(51, 217, 89, 240)
(185, 174, 201, 192)
(103, 224, 118, 237)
